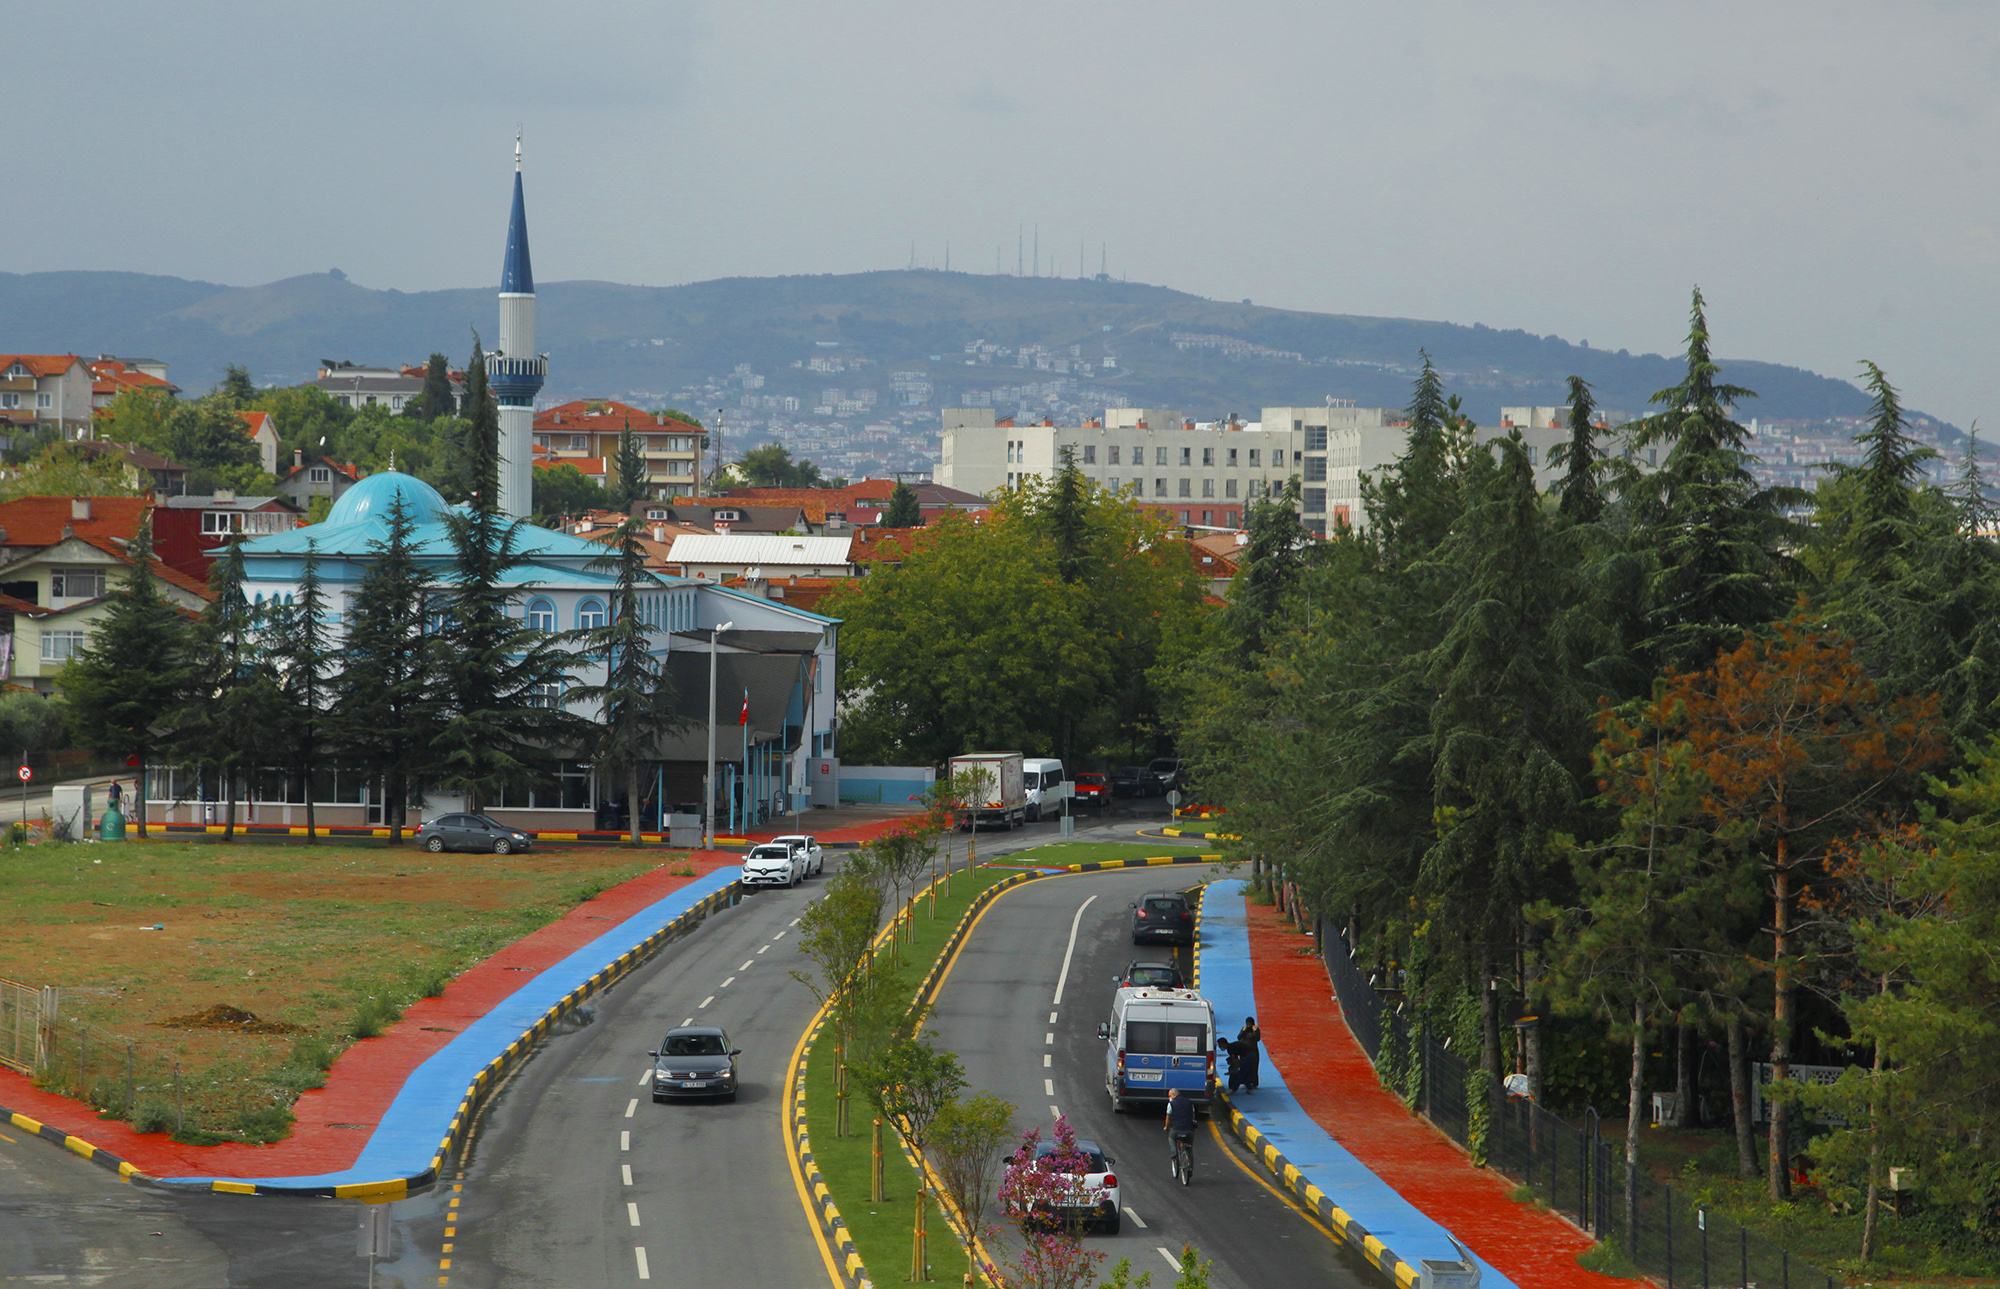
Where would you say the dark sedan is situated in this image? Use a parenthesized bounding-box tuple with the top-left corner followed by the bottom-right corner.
(1108, 767, 1155, 798)
(650, 1026, 741, 1102)
(1130, 891, 1194, 945)
(415, 813, 532, 854)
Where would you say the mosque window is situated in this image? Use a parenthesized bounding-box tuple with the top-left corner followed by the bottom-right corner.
(578, 598, 607, 630)
(527, 598, 556, 632)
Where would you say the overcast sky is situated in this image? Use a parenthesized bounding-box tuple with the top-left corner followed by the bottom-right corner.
(15, 1, 1999, 426)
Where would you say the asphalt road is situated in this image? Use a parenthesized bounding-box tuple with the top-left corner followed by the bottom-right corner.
(926, 865, 1382, 1289)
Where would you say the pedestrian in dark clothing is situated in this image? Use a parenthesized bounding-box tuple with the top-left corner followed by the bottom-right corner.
(1225, 1037, 1247, 1093)
(1237, 1017, 1262, 1091)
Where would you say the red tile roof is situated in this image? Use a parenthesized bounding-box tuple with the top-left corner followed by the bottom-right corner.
(87, 359, 177, 398)
(75, 534, 213, 600)
(0, 354, 84, 379)
(276, 455, 362, 485)
(534, 400, 699, 433)
(535, 457, 607, 476)
(0, 496, 152, 548)
(240, 410, 272, 437)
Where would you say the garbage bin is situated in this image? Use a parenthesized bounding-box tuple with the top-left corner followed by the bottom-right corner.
(100, 804, 125, 842)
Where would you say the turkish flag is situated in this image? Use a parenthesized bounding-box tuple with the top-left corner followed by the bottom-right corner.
(739, 691, 750, 726)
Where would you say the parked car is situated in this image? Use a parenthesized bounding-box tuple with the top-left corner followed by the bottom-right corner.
(1108, 766, 1153, 798)
(1071, 772, 1110, 808)
(1130, 891, 1195, 945)
(741, 843, 804, 888)
(415, 813, 532, 854)
(649, 1026, 740, 1102)
(1147, 758, 1185, 792)
(1009, 1136, 1122, 1235)
(768, 833, 825, 878)
(1115, 959, 1186, 990)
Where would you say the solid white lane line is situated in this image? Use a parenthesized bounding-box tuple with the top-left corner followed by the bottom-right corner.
(1123, 1206, 1147, 1228)
(1044, 1079, 1055, 1096)
(1051, 894, 1099, 1005)
(1043, 1054, 1052, 1068)
(741, 959, 755, 970)
(1157, 1247, 1181, 1272)
(722, 977, 736, 988)
(628, 1202, 642, 1227)
(620, 1130, 630, 1151)
(636, 1246, 651, 1280)
(1045, 1032, 1054, 1044)
(699, 995, 716, 1008)
(625, 1098, 638, 1117)
(622, 1164, 633, 1186)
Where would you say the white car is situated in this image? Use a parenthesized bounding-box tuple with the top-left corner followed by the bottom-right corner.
(740, 843, 803, 888)
(1010, 1136, 1122, 1235)
(768, 833, 825, 878)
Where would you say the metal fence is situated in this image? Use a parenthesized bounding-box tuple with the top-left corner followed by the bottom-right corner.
(1319, 917, 1842, 1289)
(0, 979, 199, 1132)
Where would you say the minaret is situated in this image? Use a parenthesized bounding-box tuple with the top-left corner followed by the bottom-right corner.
(491, 134, 544, 518)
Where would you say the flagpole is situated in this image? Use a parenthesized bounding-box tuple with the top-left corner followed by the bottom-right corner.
(741, 689, 750, 830)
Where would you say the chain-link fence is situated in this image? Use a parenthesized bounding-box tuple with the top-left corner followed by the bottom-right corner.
(1319, 918, 1842, 1289)
(1, 978, 202, 1134)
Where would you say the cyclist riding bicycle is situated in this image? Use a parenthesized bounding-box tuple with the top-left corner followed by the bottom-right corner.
(1163, 1086, 1197, 1175)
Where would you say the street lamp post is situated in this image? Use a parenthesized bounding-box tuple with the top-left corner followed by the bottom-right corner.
(704, 620, 734, 850)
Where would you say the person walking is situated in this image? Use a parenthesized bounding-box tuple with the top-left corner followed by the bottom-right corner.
(1236, 1016, 1262, 1091)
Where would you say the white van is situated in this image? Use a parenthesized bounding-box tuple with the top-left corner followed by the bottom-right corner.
(1022, 758, 1071, 823)
(1097, 987, 1215, 1114)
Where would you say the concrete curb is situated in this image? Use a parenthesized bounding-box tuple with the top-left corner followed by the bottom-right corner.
(1160, 825, 1241, 841)
(0, 881, 746, 1199)
(790, 1013, 873, 1289)
(1190, 886, 1422, 1289)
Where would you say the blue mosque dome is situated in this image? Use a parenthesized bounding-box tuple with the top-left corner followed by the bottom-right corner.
(326, 471, 451, 527)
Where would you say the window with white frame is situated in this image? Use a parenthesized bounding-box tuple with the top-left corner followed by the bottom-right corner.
(1082, 445, 1096, 464)
(201, 511, 242, 535)
(50, 567, 106, 599)
(526, 598, 556, 631)
(37, 393, 52, 409)
(309, 467, 331, 484)
(41, 629, 86, 661)
(578, 598, 607, 629)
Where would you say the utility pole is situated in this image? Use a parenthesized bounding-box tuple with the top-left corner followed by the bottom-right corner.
(703, 621, 734, 849)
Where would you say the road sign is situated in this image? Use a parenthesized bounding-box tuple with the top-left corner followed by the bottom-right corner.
(15, 766, 28, 783)
(1166, 790, 1182, 807)
(125, 754, 140, 767)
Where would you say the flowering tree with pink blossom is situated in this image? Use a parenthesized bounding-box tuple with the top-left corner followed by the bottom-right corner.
(992, 1115, 1108, 1289)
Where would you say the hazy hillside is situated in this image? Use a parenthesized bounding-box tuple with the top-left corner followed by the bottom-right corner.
(0, 268, 1882, 425)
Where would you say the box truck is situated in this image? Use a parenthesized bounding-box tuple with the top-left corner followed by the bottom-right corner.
(949, 752, 1026, 829)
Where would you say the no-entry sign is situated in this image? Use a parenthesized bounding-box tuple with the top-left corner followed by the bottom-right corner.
(15, 765, 29, 782)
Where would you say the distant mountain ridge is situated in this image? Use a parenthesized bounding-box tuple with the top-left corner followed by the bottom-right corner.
(0, 267, 1888, 427)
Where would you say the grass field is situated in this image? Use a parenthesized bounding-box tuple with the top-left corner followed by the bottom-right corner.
(0, 836, 671, 1139)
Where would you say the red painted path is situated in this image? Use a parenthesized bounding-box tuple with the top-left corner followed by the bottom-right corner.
(1244, 898, 1640, 1289)
(1, 819, 909, 1181)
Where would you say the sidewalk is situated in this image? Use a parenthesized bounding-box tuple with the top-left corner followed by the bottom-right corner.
(0, 815, 917, 1194)
(1217, 885, 1638, 1289)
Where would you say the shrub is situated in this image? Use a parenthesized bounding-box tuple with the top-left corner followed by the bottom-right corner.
(233, 1105, 294, 1145)
(131, 1097, 175, 1134)
(349, 995, 402, 1039)
(1577, 1238, 1640, 1278)
(288, 1033, 336, 1072)
(402, 962, 451, 999)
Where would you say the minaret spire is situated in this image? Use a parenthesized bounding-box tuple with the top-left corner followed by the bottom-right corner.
(492, 137, 544, 518)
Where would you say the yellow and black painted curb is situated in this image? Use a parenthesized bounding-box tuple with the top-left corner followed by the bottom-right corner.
(1191, 890, 1421, 1289)
(788, 1012, 873, 1289)
(10, 882, 747, 1199)
(1160, 825, 1241, 841)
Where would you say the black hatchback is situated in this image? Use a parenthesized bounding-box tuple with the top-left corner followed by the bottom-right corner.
(1130, 892, 1194, 945)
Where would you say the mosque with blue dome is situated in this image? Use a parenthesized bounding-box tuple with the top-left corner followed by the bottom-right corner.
(197, 154, 839, 840)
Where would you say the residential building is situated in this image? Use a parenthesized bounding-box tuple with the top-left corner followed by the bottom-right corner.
(311, 363, 432, 413)
(0, 355, 95, 441)
(88, 357, 179, 410)
(151, 493, 305, 581)
(628, 498, 816, 536)
(663, 534, 855, 583)
(274, 453, 364, 508)
(240, 410, 280, 475)
(66, 440, 191, 496)
(532, 400, 705, 497)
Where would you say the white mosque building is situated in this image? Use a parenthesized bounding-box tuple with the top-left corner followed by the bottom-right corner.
(145, 151, 838, 839)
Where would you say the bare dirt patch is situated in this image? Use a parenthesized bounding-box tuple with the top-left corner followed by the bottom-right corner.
(160, 1003, 302, 1034)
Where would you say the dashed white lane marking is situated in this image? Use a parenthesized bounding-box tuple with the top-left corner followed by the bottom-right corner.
(622, 1164, 633, 1186)
(741, 959, 755, 970)
(1050, 1105, 1062, 1118)
(772, 930, 787, 940)
(789, 917, 801, 926)
(1052, 894, 1099, 1005)
(1043, 1054, 1052, 1068)
(625, 1099, 638, 1118)
(636, 1069, 650, 1086)
(757, 944, 770, 954)
(636, 1246, 651, 1280)
(1049, 1011, 1059, 1024)
(627, 1202, 642, 1227)
(1123, 1206, 1147, 1228)
(1157, 1247, 1181, 1272)
(721, 977, 736, 988)
(682, 1017, 693, 1026)
(1044, 1079, 1055, 1096)
(620, 1131, 631, 1151)
(1045, 1032, 1054, 1044)
(699, 995, 716, 1008)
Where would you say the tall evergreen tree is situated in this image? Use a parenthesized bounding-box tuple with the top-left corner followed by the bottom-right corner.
(1042, 445, 1092, 585)
(564, 520, 687, 843)
(333, 494, 436, 842)
(1950, 424, 1997, 537)
(882, 480, 922, 528)
(1819, 361, 1937, 580)
(275, 539, 332, 844)
(1222, 481, 1307, 657)
(60, 521, 187, 838)
(216, 363, 258, 407)
(612, 423, 648, 507)
(1625, 287, 1800, 672)
(1548, 375, 1608, 525)
(170, 539, 280, 840)
(458, 337, 501, 508)
(413, 353, 456, 422)
(1404, 349, 1448, 454)
(430, 506, 588, 812)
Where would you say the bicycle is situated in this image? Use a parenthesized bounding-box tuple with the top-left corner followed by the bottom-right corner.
(1170, 1131, 1194, 1186)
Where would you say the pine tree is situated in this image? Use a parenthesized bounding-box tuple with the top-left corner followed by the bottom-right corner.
(882, 481, 922, 528)
(1548, 375, 1608, 525)
(1223, 481, 1307, 657)
(613, 424, 648, 507)
(217, 364, 257, 407)
(459, 337, 501, 509)
(275, 539, 332, 844)
(1625, 287, 1800, 672)
(430, 506, 588, 812)
(1404, 349, 1448, 454)
(1950, 424, 1997, 536)
(333, 494, 436, 842)
(1043, 445, 1092, 584)
(563, 520, 687, 843)
(170, 539, 281, 840)
(60, 521, 187, 838)
(414, 353, 456, 422)
(1820, 361, 1937, 580)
